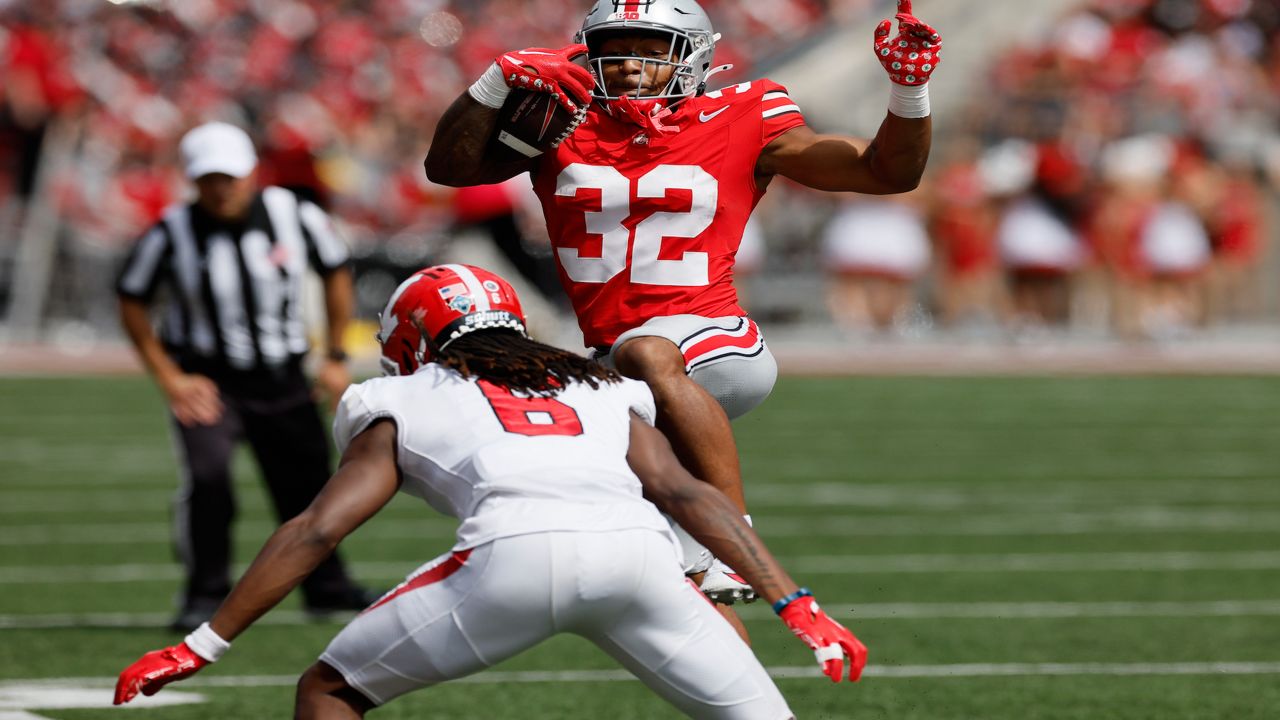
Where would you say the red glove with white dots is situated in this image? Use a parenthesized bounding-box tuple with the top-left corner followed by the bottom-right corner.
(874, 0, 942, 86)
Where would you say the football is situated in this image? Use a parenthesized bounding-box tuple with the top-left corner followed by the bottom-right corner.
(493, 54, 591, 159)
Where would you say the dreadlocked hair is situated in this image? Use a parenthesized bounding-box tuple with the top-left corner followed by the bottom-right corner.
(433, 330, 621, 396)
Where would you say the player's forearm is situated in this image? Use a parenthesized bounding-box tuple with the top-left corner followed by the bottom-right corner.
(661, 483, 799, 605)
(208, 514, 339, 642)
(424, 93, 527, 187)
(865, 111, 931, 193)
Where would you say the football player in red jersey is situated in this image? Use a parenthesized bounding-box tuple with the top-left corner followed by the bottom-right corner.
(426, 0, 939, 609)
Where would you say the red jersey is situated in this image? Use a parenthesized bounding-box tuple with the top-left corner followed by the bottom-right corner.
(532, 80, 805, 348)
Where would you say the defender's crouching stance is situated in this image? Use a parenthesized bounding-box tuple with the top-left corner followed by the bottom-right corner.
(115, 265, 865, 719)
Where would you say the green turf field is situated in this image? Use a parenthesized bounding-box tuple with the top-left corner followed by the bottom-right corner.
(2, 375, 1279, 719)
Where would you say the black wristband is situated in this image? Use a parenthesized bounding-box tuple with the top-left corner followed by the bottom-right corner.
(326, 348, 349, 363)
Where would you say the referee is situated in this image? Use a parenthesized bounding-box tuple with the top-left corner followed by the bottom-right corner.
(117, 122, 373, 631)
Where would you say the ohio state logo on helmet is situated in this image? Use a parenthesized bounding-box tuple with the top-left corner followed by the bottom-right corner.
(377, 264, 527, 376)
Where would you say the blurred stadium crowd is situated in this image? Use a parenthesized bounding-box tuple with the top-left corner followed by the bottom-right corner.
(0, 0, 1277, 343)
(765, 0, 1280, 339)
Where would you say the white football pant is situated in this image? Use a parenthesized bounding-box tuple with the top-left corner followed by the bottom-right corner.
(601, 314, 778, 421)
(320, 528, 792, 719)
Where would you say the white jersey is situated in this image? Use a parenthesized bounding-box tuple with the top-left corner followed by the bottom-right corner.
(333, 365, 673, 551)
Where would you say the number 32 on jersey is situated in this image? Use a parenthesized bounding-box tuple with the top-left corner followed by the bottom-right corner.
(555, 163, 716, 287)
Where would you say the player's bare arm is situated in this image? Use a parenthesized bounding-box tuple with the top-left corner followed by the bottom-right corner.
(425, 44, 594, 187)
(757, 116, 930, 194)
(425, 94, 536, 186)
(208, 419, 401, 642)
(114, 420, 401, 705)
(757, 0, 940, 194)
(626, 414, 795, 603)
(627, 414, 868, 681)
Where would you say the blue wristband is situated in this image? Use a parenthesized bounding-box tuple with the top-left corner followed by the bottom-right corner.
(772, 587, 812, 615)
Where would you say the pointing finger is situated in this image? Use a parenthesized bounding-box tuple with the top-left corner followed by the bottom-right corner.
(897, 0, 913, 16)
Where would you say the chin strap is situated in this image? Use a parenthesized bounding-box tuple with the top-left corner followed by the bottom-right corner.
(612, 96, 682, 135)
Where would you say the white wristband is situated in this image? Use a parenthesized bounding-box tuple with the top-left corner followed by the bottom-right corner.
(184, 622, 231, 663)
(888, 82, 930, 119)
(468, 63, 511, 109)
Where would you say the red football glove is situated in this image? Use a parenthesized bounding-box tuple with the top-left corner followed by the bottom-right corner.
(778, 593, 867, 683)
(874, 0, 942, 86)
(113, 642, 209, 705)
(496, 44, 596, 114)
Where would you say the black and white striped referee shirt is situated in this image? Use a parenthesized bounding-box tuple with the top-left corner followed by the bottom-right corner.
(116, 186, 350, 371)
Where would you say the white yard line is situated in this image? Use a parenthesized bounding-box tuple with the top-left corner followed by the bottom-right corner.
(5, 551, 1280, 584)
(743, 482, 1280, 509)
(0, 611, 325, 629)
(6, 479, 1280, 514)
(5, 600, 1280, 630)
(786, 550, 1280, 574)
(5, 509, 1280, 546)
(4, 661, 1280, 691)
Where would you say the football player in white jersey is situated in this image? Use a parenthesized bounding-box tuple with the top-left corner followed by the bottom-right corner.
(114, 264, 866, 719)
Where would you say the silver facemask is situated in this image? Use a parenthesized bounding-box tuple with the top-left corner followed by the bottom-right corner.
(575, 0, 719, 102)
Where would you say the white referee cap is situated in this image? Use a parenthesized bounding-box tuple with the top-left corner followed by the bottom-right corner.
(179, 122, 258, 180)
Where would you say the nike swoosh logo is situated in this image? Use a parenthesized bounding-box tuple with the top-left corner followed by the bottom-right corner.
(699, 107, 729, 122)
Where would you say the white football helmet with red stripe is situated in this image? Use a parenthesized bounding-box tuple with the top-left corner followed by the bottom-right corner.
(377, 264, 527, 376)
(576, 0, 718, 101)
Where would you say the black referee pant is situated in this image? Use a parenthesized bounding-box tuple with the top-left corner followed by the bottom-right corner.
(170, 360, 356, 608)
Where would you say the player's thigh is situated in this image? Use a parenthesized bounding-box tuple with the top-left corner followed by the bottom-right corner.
(319, 537, 557, 706)
(606, 315, 777, 420)
(580, 533, 792, 720)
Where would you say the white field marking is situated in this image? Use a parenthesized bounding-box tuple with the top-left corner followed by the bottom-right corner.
(6, 600, 1280, 630)
(0, 685, 203, 719)
(744, 481, 1280, 510)
(8, 508, 1280, 547)
(7, 478, 1280, 513)
(0, 610, 333, 630)
(5, 662, 1280, 692)
(7, 551, 1280, 584)
(735, 599, 1280, 621)
(7, 473, 1270, 491)
(787, 550, 1280, 574)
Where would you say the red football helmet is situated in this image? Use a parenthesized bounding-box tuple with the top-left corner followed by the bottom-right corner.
(377, 264, 527, 376)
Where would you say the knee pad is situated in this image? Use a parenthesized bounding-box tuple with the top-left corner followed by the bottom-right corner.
(688, 348, 778, 420)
